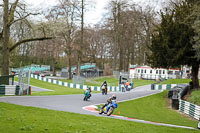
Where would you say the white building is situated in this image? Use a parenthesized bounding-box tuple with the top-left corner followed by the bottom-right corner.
(129, 65, 181, 80)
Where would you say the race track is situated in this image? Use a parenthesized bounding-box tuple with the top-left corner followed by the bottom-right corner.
(0, 85, 196, 130)
(0, 85, 159, 115)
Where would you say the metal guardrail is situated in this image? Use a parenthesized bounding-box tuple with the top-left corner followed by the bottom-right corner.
(179, 100, 200, 120)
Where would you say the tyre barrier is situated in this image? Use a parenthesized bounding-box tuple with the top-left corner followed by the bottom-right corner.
(151, 84, 178, 90)
(0, 85, 20, 95)
(0, 85, 31, 96)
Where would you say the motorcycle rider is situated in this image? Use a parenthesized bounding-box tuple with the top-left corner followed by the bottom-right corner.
(84, 88, 90, 98)
(101, 94, 117, 109)
(101, 80, 108, 95)
(88, 87, 92, 98)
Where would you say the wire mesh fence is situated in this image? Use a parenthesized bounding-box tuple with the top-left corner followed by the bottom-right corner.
(18, 68, 31, 95)
(113, 71, 129, 79)
(72, 75, 85, 85)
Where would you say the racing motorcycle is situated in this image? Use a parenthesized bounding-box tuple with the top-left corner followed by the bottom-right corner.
(99, 100, 118, 116)
(83, 90, 90, 101)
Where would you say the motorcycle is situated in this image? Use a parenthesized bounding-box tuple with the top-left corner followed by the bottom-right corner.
(99, 100, 118, 116)
(83, 90, 90, 101)
(102, 86, 107, 95)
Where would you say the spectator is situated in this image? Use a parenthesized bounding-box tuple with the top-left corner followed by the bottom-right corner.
(125, 80, 130, 90)
(121, 83, 125, 92)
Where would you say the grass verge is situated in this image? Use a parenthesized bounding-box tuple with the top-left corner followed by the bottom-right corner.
(59, 76, 156, 87)
(58, 79, 100, 86)
(159, 79, 192, 84)
(0, 102, 198, 133)
(188, 89, 200, 106)
(15, 77, 99, 96)
(111, 91, 197, 128)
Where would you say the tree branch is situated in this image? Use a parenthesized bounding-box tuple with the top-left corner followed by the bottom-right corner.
(9, 0, 19, 25)
(9, 13, 39, 26)
(9, 37, 54, 52)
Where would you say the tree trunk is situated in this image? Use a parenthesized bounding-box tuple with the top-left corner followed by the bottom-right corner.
(100, 55, 103, 69)
(126, 49, 130, 72)
(191, 64, 199, 89)
(131, 43, 135, 65)
(119, 47, 123, 71)
(68, 54, 72, 79)
(2, 0, 10, 76)
(52, 58, 56, 76)
(131, 51, 135, 65)
(77, 55, 81, 76)
(77, 0, 84, 76)
(112, 54, 117, 71)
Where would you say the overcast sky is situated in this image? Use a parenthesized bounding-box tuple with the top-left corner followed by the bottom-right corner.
(23, 0, 166, 25)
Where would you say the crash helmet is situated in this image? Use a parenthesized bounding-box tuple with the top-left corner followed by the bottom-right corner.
(112, 94, 116, 100)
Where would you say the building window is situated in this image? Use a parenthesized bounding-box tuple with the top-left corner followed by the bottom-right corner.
(168, 71, 173, 75)
(163, 70, 165, 74)
(175, 71, 179, 75)
(150, 70, 152, 73)
(141, 69, 143, 73)
(159, 70, 161, 74)
(138, 69, 140, 73)
(156, 70, 158, 74)
(145, 70, 146, 73)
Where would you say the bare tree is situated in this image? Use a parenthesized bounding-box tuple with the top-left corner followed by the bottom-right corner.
(0, 0, 52, 75)
(47, 0, 80, 79)
(103, 1, 157, 72)
(106, 0, 128, 71)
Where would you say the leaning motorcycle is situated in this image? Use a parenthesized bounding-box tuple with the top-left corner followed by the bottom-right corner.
(99, 100, 118, 116)
(83, 90, 90, 101)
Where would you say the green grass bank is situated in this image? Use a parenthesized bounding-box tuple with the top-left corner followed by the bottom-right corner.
(0, 102, 198, 133)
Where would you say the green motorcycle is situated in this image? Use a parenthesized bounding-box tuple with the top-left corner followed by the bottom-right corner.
(83, 90, 90, 101)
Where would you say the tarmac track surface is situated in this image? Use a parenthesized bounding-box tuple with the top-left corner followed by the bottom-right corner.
(0, 85, 196, 130)
(0, 85, 158, 115)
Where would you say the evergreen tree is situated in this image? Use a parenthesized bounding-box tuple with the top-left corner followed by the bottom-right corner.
(192, 2, 200, 61)
(148, 1, 200, 89)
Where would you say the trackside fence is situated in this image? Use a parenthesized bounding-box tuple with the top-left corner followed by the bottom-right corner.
(31, 74, 122, 92)
(179, 99, 200, 120)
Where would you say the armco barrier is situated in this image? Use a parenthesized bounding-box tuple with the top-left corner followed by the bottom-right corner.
(31, 74, 121, 92)
(151, 83, 200, 120)
(0, 85, 20, 95)
(179, 99, 200, 120)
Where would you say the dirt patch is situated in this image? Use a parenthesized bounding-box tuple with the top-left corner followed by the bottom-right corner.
(182, 89, 193, 101)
